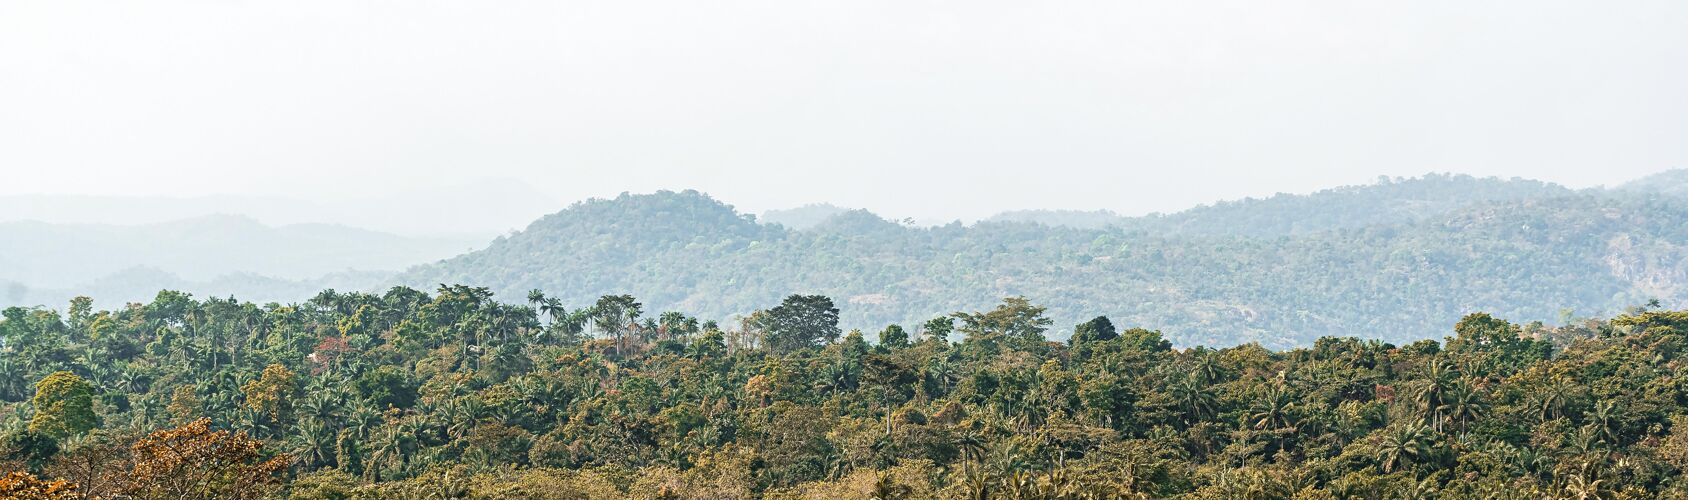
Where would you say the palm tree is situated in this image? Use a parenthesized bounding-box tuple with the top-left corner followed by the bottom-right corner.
(956, 429, 987, 469)
(538, 298, 567, 341)
(233, 407, 273, 438)
(1172, 375, 1219, 426)
(923, 357, 960, 397)
(346, 404, 383, 441)
(1533, 375, 1575, 422)
(869, 471, 913, 500)
(1438, 381, 1487, 435)
(1191, 350, 1225, 384)
(444, 398, 484, 441)
(292, 417, 337, 468)
(1566, 424, 1608, 457)
(1415, 358, 1456, 432)
(1378, 420, 1435, 473)
(1589, 400, 1620, 445)
(1249, 386, 1297, 431)
(0, 359, 26, 401)
(367, 425, 410, 482)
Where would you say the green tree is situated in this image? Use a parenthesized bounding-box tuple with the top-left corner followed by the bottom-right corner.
(759, 294, 841, 354)
(1069, 316, 1117, 347)
(592, 294, 643, 356)
(355, 366, 418, 410)
(953, 297, 1052, 353)
(921, 317, 954, 344)
(878, 324, 909, 349)
(28, 372, 98, 439)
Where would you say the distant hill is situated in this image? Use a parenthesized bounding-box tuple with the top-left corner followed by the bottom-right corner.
(0, 178, 560, 238)
(0, 215, 476, 307)
(399, 176, 1688, 348)
(985, 209, 1125, 229)
(1117, 173, 1575, 237)
(981, 173, 1570, 233)
(760, 203, 852, 230)
(1617, 168, 1688, 197)
(1, 267, 393, 310)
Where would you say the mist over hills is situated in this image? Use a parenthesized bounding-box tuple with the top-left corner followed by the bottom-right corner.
(0, 178, 559, 238)
(399, 172, 1688, 348)
(760, 203, 853, 230)
(0, 215, 476, 307)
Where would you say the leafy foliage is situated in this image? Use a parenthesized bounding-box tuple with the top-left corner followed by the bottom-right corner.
(2, 286, 1688, 497)
(27, 372, 95, 440)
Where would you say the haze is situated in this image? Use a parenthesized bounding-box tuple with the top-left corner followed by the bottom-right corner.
(4, 0, 1687, 233)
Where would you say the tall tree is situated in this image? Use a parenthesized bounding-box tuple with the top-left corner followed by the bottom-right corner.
(593, 294, 643, 356)
(759, 295, 841, 354)
(952, 297, 1053, 353)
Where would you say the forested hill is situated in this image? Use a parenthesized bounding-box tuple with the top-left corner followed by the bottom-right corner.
(987, 174, 1572, 235)
(399, 174, 1688, 348)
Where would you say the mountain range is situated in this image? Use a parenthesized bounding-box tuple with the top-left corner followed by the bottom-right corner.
(7, 171, 1688, 348)
(398, 172, 1688, 348)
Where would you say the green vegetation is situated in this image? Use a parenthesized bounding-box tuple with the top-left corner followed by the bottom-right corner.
(402, 174, 1688, 348)
(5, 288, 1688, 497)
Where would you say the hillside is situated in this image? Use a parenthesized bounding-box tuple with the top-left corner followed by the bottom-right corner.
(1619, 168, 1688, 197)
(400, 177, 1688, 348)
(978, 173, 1572, 233)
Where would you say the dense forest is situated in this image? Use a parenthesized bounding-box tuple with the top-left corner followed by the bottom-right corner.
(5, 287, 1688, 498)
(401, 174, 1688, 348)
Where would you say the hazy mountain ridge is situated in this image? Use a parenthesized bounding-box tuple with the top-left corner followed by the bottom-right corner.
(1, 267, 395, 310)
(1120, 173, 1574, 237)
(399, 175, 1688, 348)
(0, 178, 559, 238)
(0, 215, 476, 308)
(0, 214, 476, 288)
(979, 173, 1576, 233)
(1619, 168, 1688, 197)
(985, 209, 1125, 229)
(760, 203, 853, 230)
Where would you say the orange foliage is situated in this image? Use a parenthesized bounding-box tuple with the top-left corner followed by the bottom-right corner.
(0, 471, 79, 499)
(122, 418, 291, 500)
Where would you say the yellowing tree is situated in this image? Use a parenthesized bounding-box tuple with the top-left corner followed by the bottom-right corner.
(28, 372, 97, 439)
(124, 418, 290, 500)
(0, 471, 80, 500)
(241, 364, 299, 424)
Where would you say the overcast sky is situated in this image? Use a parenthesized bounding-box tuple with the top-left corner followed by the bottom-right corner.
(3, 0, 1686, 227)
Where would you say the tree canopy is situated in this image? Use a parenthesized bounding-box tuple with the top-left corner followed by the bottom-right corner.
(2, 287, 1688, 498)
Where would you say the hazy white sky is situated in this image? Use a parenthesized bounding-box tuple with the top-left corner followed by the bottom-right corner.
(3, 0, 1686, 224)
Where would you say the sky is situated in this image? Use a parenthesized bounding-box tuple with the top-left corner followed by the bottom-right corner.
(3, 0, 1687, 231)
